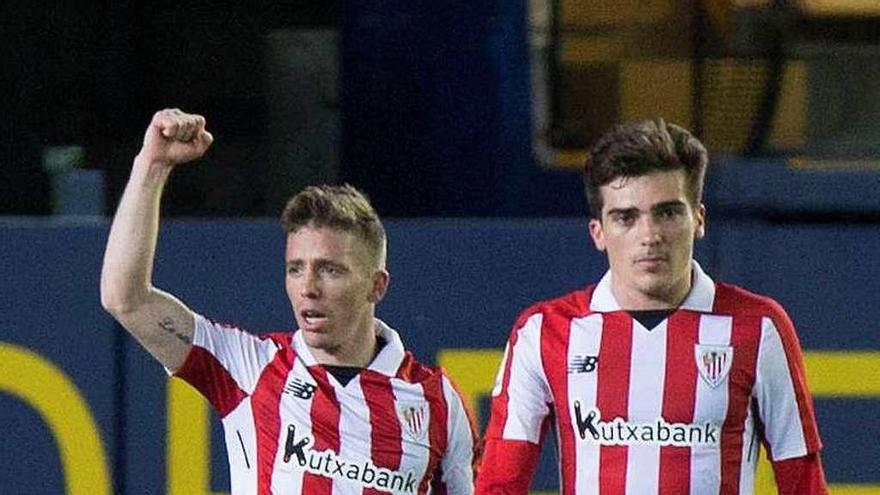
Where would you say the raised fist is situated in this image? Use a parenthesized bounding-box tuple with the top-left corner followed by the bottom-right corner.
(138, 108, 214, 167)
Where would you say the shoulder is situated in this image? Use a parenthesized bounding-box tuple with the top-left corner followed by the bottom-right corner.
(393, 351, 435, 381)
(200, 317, 293, 348)
(395, 353, 465, 395)
(712, 282, 801, 346)
(713, 282, 791, 321)
(501, 286, 595, 347)
(512, 286, 594, 330)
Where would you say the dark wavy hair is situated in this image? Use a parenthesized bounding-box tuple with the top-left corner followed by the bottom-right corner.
(584, 118, 708, 219)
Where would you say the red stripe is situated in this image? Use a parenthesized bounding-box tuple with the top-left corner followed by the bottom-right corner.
(475, 439, 541, 493)
(250, 342, 294, 495)
(658, 311, 700, 494)
(303, 366, 340, 494)
(596, 312, 633, 495)
(361, 371, 403, 495)
(771, 453, 828, 494)
(422, 374, 449, 494)
(719, 314, 760, 494)
(174, 346, 247, 417)
(540, 310, 574, 495)
(713, 286, 762, 495)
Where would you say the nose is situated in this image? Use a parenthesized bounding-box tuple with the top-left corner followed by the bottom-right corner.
(299, 269, 321, 299)
(638, 215, 662, 245)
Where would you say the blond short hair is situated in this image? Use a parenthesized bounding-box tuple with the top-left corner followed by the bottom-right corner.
(280, 184, 387, 268)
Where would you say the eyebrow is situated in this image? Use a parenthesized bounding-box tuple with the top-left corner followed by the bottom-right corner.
(650, 200, 688, 212)
(606, 200, 688, 216)
(285, 259, 347, 269)
(606, 206, 640, 217)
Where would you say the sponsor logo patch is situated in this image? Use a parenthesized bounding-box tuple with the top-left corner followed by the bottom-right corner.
(572, 402, 719, 447)
(283, 423, 418, 493)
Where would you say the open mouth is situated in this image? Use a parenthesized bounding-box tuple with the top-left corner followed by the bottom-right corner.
(301, 309, 327, 327)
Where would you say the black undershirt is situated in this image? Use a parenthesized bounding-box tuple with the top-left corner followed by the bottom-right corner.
(323, 336, 387, 386)
(627, 309, 676, 331)
(323, 365, 363, 386)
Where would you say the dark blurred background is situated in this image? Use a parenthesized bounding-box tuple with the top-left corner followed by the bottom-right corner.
(1, 0, 334, 217)
(3, 0, 880, 219)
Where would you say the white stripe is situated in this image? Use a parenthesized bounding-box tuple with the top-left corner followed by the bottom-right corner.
(336, 376, 371, 493)
(755, 317, 808, 460)
(491, 342, 511, 397)
(624, 319, 667, 494)
(440, 375, 476, 493)
(222, 400, 258, 494)
(502, 314, 550, 442)
(568, 314, 603, 495)
(690, 314, 732, 495)
(270, 361, 314, 494)
(391, 380, 431, 492)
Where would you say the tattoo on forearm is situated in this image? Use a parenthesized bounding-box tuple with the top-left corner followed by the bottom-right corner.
(158, 317, 192, 344)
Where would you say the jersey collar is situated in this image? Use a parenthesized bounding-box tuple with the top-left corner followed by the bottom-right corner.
(292, 318, 406, 377)
(589, 260, 716, 312)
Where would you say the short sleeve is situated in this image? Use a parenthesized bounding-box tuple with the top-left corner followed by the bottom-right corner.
(173, 314, 280, 416)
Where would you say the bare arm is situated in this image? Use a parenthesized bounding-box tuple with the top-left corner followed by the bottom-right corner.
(100, 109, 213, 371)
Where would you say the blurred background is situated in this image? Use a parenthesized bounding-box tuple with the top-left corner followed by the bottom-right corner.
(2, 0, 879, 493)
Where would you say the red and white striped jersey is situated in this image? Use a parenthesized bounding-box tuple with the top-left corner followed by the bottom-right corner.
(478, 262, 823, 495)
(175, 315, 479, 495)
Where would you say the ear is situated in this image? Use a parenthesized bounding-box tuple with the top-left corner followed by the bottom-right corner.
(588, 218, 606, 252)
(369, 269, 390, 303)
(694, 204, 707, 240)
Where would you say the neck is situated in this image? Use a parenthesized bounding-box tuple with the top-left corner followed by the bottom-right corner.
(612, 268, 693, 311)
(311, 319, 379, 368)
(613, 291, 686, 310)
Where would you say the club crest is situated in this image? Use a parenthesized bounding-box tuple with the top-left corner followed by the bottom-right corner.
(694, 345, 733, 388)
(397, 402, 429, 442)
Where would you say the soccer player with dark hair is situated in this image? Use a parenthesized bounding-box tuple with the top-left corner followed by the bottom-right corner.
(101, 109, 479, 494)
(476, 119, 827, 494)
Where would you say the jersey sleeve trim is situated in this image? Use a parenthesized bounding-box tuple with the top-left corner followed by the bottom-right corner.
(173, 314, 283, 417)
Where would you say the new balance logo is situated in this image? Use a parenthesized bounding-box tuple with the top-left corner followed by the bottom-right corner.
(568, 355, 599, 373)
(282, 423, 418, 493)
(284, 378, 317, 399)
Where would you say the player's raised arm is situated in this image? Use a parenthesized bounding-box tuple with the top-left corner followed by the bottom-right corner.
(100, 109, 213, 371)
